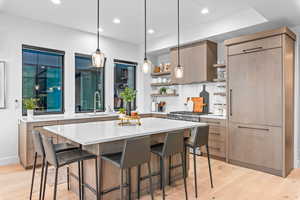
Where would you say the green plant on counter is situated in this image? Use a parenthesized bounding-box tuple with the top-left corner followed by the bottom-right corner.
(120, 87, 137, 103)
(119, 108, 126, 114)
(160, 87, 167, 94)
(23, 98, 38, 110)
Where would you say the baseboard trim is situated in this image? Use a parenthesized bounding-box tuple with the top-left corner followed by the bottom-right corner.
(0, 156, 19, 166)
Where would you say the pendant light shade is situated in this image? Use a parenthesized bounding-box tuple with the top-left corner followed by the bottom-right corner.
(92, 0, 105, 68)
(175, 0, 183, 79)
(143, 58, 152, 74)
(92, 49, 105, 68)
(142, 0, 152, 74)
(175, 65, 184, 78)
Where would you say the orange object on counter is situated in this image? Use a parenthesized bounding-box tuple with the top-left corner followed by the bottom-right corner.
(191, 97, 206, 113)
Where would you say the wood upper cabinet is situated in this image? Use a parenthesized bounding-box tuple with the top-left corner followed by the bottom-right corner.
(228, 47, 283, 126)
(170, 40, 217, 85)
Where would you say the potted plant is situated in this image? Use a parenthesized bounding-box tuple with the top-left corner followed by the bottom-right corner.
(118, 108, 126, 118)
(120, 87, 137, 116)
(23, 98, 38, 119)
(160, 87, 167, 95)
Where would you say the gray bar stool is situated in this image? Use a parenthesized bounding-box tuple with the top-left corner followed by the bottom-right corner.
(30, 130, 78, 200)
(101, 136, 154, 200)
(185, 125, 213, 198)
(151, 131, 188, 200)
(41, 135, 99, 200)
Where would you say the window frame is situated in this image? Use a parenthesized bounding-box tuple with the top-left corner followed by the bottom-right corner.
(74, 53, 106, 113)
(113, 59, 137, 111)
(22, 44, 65, 116)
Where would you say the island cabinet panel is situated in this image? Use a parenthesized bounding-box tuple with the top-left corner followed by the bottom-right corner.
(225, 27, 295, 177)
(170, 40, 217, 85)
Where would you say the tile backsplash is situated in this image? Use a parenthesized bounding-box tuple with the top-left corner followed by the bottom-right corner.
(152, 82, 226, 114)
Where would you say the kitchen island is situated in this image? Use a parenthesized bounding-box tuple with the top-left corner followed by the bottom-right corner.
(39, 117, 206, 200)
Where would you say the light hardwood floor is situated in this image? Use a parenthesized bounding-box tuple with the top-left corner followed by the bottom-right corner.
(1, 156, 300, 200)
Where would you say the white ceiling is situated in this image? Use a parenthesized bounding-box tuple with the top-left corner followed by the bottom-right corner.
(0, 0, 300, 45)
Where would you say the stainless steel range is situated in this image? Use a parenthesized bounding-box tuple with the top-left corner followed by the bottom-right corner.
(167, 111, 207, 122)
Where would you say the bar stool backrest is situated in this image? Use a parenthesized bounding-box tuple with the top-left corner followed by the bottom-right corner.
(41, 135, 58, 167)
(121, 136, 151, 169)
(32, 130, 45, 157)
(162, 131, 184, 157)
(191, 125, 209, 147)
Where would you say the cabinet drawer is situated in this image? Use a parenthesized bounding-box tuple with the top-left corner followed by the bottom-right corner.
(209, 126, 226, 142)
(228, 35, 282, 56)
(229, 122, 282, 170)
(200, 117, 226, 127)
(201, 140, 225, 158)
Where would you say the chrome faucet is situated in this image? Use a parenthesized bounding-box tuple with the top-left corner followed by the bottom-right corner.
(94, 91, 101, 114)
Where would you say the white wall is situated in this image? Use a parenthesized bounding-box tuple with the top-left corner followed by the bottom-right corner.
(0, 13, 143, 165)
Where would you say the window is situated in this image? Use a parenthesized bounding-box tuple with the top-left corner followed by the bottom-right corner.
(75, 54, 105, 113)
(22, 45, 64, 115)
(114, 59, 137, 110)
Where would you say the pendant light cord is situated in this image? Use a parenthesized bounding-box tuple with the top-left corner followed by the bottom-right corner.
(97, 0, 100, 50)
(144, 0, 147, 60)
(177, 0, 180, 67)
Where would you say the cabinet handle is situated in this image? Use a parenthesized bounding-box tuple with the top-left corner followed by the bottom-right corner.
(207, 121, 221, 125)
(230, 89, 233, 116)
(210, 132, 221, 136)
(242, 47, 263, 53)
(209, 147, 221, 151)
(237, 126, 269, 132)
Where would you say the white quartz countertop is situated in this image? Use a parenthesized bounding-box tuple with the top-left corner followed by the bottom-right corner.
(43, 117, 207, 145)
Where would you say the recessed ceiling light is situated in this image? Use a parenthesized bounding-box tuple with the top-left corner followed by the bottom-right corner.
(201, 8, 209, 15)
(51, 0, 61, 5)
(148, 29, 155, 34)
(113, 18, 121, 24)
(98, 27, 103, 32)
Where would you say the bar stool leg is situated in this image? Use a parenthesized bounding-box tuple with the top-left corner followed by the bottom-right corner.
(193, 148, 198, 198)
(147, 162, 154, 200)
(81, 161, 85, 200)
(184, 146, 188, 178)
(53, 168, 59, 200)
(181, 153, 188, 200)
(120, 169, 124, 200)
(168, 156, 171, 185)
(137, 165, 141, 199)
(159, 158, 163, 190)
(161, 157, 165, 200)
(29, 152, 37, 200)
(127, 168, 131, 200)
(38, 156, 45, 200)
(67, 167, 70, 191)
(78, 161, 82, 200)
(42, 161, 48, 200)
(95, 158, 99, 200)
(206, 144, 213, 188)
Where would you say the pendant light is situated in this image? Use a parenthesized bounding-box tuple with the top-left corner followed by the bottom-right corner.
(142, 0, 152, 74)
(92, 0, 105, 68)
(175, 0, 184, 79)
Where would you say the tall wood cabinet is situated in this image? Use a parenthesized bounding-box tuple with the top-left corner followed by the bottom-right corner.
(170, 40, 217, 84)
(225, 27, 296, 177)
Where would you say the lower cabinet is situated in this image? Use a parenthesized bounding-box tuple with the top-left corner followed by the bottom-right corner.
(228, 122, 282, 172)
(200, 117, 226, 159)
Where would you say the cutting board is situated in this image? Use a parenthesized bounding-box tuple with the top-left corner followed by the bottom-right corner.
(191, 97, 205, 113)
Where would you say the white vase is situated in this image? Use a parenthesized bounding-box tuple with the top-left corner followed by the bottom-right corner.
(27, 110, 34, 120)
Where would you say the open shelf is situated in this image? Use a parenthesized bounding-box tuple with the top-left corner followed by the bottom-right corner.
(213, 64, 226, 68)
(213, 92, 226, 96)
(151, 83, 173, 87)
(213, 79, 226, 82)
(151, 93, 179, 97)
(151, 72, 171, 77)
